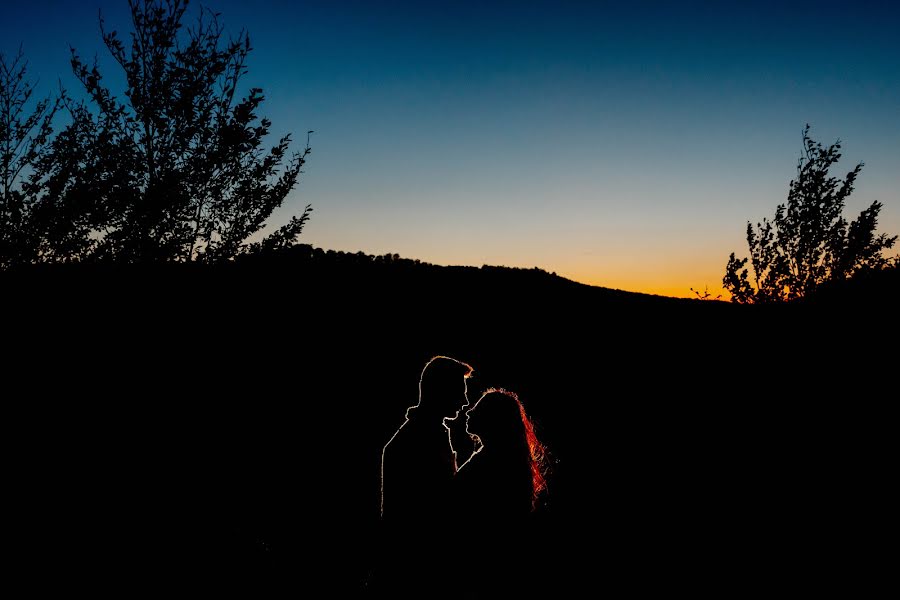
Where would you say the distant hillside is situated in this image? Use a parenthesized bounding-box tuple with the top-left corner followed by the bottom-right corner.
(5, 244, 895, 311)
(1, 246, 895, 594)
(233, 244, 709, 304)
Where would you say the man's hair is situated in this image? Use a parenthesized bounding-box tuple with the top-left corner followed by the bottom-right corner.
(418, 356, 473, 403)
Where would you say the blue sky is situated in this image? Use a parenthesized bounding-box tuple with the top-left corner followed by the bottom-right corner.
(3, 0, 898, 295)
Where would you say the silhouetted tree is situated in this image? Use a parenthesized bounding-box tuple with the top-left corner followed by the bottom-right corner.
(724, 125, 897, 303)
(22, 0, 311, 264)
(0, 47, 60, 268)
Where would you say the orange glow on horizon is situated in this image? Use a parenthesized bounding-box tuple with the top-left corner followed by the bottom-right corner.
(565, 273, 730, 301)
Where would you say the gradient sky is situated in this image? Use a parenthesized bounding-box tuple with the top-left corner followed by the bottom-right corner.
(3, 1, 898, 297)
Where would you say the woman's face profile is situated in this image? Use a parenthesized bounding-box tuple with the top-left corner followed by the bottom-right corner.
(464, 397, 486, 437)
(465, 393, 510, 438)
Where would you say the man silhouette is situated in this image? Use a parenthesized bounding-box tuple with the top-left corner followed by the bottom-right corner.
(373, 356, 473, 595)
(380, 355, 474, 522)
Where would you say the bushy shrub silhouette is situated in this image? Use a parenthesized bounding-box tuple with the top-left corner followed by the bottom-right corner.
(724, 125, 896, 303)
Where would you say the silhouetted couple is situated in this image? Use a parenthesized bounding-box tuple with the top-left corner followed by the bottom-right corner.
(375, 356, 548, 597)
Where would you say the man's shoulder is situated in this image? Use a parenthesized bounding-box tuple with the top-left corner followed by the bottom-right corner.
(383, 417, 447, 460)
(387, 416, 428, 440)
(384, 419, 415, 452)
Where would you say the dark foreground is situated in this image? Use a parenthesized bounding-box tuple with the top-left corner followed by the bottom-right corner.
(3, 248, 896, 594)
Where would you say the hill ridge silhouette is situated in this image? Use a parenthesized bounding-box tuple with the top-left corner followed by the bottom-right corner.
(235, 244, 720, 302)
(5, 243, 894, 308)
(1, 245, 895, 594)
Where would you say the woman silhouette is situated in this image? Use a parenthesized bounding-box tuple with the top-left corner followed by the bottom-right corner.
(455, 389, 549, 596)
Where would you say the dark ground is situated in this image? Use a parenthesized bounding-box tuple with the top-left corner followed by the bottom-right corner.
(2, 248, 896, 594)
